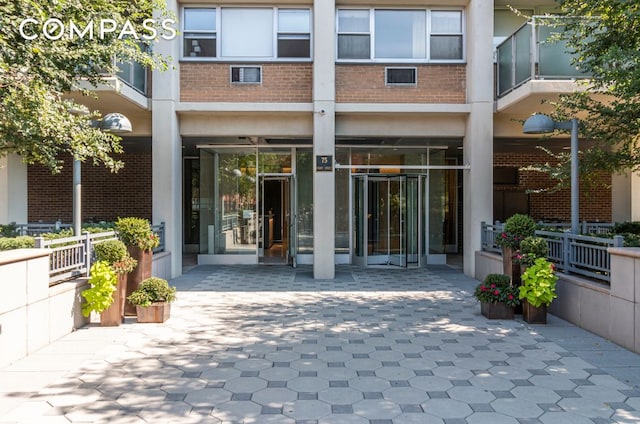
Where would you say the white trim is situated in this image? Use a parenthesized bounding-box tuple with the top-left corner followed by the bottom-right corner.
(335, 103, 470, 113)
(338, 164, 470, 170)
(177, 102, 314, 112)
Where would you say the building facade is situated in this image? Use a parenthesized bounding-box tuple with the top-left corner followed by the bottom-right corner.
(2, 0, 639, 279)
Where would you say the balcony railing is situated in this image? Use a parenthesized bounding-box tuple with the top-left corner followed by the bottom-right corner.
(496, 16, 591, 98)
(116, 59, 147, 95)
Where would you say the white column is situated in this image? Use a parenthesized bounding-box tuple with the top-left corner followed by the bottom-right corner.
(612, 171, 640, 222)
(312, 0, 336, 279)
(152, 0, 182, 277)
(0, 154, 28, 224)
(463, 0, 494, 277)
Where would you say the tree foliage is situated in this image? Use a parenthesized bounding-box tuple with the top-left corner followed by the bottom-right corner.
(536, 1, 640, 187)
(0, 0, 172, 173)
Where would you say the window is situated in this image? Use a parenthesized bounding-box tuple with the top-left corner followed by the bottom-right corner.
(278, 9, 311, 58)
(231, 66, 262, 83)
(337, 8, 464, 61)
(182, 7, 312, 60)
(386, 67, 417, 85)
(431, 11, 463, 60)
(184, 8, 217, 58)
(337, 9, 370, 59)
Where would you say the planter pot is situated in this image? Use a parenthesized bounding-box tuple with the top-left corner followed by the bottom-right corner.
(480, 301, 515, 320)
(100, 273, 127, 326)
(136, 302, 171, 323)
(502, 246, 513, 279)
(522, 300, 547, 324)
(125, 246, 153, 315)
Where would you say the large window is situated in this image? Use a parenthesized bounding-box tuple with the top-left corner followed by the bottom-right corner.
(182, 7, 311, 60)
(337, 8, 464, 61)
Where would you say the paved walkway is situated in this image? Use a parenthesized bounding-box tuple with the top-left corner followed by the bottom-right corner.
(2, 265, 640, 423)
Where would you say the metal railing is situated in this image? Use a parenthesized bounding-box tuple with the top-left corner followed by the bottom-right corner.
(34, 231, 117, 284)
(481, 221, 624, 283)
(496, 16, 591, 98)
(26, 221, 166, 284)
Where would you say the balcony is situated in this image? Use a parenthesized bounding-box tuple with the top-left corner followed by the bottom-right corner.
(495, 16, 591, 114)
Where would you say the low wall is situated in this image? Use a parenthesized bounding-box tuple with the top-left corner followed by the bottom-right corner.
(0, 249, 89, 368)
(474, 248, 640, 354)
(152, 251, 172, 280)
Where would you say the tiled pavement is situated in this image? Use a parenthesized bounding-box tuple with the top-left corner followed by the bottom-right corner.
(2, 265, 640, 423)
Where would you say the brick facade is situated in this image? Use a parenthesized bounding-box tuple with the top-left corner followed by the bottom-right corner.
(336, 64, 466, 103)
(180, 63, 313, 103)
(28, 152, 152, 223)
(494, 152, 611, 222)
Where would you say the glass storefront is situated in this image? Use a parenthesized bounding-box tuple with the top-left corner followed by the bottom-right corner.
(186, 140, 462, 267)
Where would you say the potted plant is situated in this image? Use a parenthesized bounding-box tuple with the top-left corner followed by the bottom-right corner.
(515, 236, 549, 268)
(114, 217, 160, 315)
(127, 277, 176, 323)
(81, 261, 118, 324)
(519, 257, 558, 324)
(496, 213, 536, 283)
(474, 274, 520, 319)
(93, 239, 137, 326)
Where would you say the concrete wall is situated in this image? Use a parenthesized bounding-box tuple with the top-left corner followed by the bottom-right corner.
(475, 247, 640, 354)
(152, 251, 173, 281)
(0, 249, 88, 368)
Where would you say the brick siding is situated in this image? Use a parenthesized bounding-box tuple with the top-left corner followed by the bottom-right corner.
(180, 63, 313, 102)
(494, 152, 611, 222)
(28, 153, 152, 223)
(336, 64, 466, 103)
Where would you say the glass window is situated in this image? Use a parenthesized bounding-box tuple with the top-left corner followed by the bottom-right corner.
(184, 8, 217, 58)
(278, 9, 311, 58)
(338, 10, 371, 59)
(221, 8, 273, 57)
(375, 10, 426, 59)
(430, 11, 463, 60)
(337, 8, 463, 61)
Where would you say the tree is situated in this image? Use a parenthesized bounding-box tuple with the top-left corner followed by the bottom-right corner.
(0, 0, 173, 173)
(531, 1, 640, 190)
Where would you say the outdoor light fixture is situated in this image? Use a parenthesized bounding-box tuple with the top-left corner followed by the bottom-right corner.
(522, 113, 580, 234)
(73, 113, 132, 236)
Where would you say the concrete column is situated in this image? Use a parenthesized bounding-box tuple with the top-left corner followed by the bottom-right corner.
(612, 171, 640, 222)
(152, 0, 182, 277)
(463, 0, 494, 277)
(0, 154, 28, 224)
(312, 0, 336, 279)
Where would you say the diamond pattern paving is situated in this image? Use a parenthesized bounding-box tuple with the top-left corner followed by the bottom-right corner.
(2, 264, 640, 423)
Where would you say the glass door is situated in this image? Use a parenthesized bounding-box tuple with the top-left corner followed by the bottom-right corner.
(352, 174, 422, 268)
(258, 174, 294, 265)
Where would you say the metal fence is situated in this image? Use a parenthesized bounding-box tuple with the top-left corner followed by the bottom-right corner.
(481, 221, 624, 283)
(25, 222, 166, 285)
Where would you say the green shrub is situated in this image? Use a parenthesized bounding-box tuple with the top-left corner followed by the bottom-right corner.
(114, 217, 159, 251)
(94, 240, 128, 264)
(497, 214, 536, 249)
(0, 236, 35, 251)
(613, 221, 640, 234)
(0, 223, 19, 237)
(516, 236, 549, 266)
(483, 274, 512, 286)
(519, 258, 558, 307)
(127, 277, 176, 307)
(81, 261, 117, 317)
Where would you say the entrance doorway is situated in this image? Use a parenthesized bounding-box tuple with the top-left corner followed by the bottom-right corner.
(353, 175, 423, 267)
(258, 175, 296, 265)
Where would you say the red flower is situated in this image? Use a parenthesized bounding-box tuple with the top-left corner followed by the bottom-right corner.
(490, 284, 496, 289)
(480, 285, 486, 291)
(494, 290, 500, 295)
(508, 294, 514, 300)
(550, 264, 555, 270)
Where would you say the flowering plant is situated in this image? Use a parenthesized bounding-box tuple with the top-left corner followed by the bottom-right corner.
(513, 236, 548, 266)
(474, 274, 520, 307)
(496, 213, 536, 249)
(136, 232, 160, 252)
(519, 258, 558, 307)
